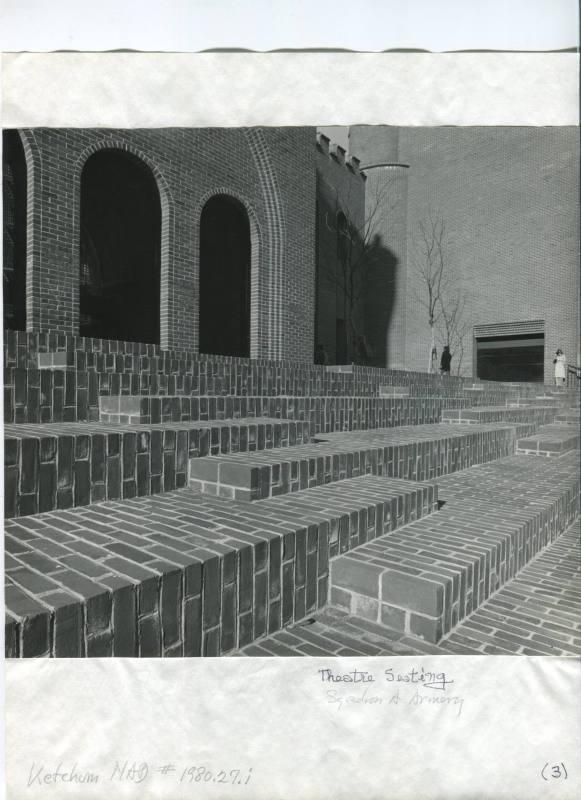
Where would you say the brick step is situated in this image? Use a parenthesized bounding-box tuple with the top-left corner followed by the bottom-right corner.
(516, 424, 580, 456)
(441, 405, 558, 427)
(555, 411, 581, 424)
(506, 396, 558, 406)
(7, 366, 484, 426)
(534, 394, 569, 402)
(379, 386, 409, 397)
(240, 514, 580, 656)
(380, 386, 526, 406)
(4, 474, 438, 658)
(98, 393, 470, 430)
(5, 331, 545, 390)
(189, 422, 519, 501)
(329, 452, 580, 643)
(543, 389, 580, 400)
(4, 418, 310, 519)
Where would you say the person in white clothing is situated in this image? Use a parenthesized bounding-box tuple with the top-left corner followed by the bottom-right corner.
(553, 349, 567, 386)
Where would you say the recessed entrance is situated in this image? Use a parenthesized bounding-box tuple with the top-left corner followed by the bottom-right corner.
(80, 149, 161, 343)
(476, 333, 545, 382)
(199, 195, 251, 357)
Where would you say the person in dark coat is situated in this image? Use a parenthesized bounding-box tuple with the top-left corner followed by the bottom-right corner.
(440, 345, 452, 375)
(314, 344, 329, 365)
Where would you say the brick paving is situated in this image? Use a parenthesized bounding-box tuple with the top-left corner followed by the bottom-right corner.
(433, 450, 580, 504)
(238, 518, 580, 658)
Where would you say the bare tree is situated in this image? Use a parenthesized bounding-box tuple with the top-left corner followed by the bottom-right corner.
(437, 290, 471, 375)
(412, 213, 460, 373)
(322, 177, 397, 364)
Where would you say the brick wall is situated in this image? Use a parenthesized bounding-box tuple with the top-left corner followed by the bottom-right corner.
(265, 128, 317, 362)
(9, 127, 317, 361)
(394, 127, 580, 379)
(315, 134, 366, 363)
(349, 126, 410, 370)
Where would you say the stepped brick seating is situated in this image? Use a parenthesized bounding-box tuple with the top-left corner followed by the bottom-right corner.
(4, 475, 437, 657)
(441, 405, 559, 426)
(329, 452, 580, 642)
(555, 410, 581, 425)
(4, 418, 310, 519)
(238, 517, 580, 658)
(98, 393, 470, 432)
(189, 423, 519, 501)
(379, 386, 410, 398)
(3, 330, 579, 659)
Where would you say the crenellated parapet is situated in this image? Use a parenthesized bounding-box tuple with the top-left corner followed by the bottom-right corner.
(316, 132, 366, 180)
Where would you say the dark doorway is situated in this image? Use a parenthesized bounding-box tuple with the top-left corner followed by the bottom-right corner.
(2, 130, 27, 331)
(80, 149, 161, 343)
(476, 334, 545, 382)
(199, 195, 251, 357)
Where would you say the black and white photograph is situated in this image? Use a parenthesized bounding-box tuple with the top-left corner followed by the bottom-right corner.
(0, 0, 579, 789)
(3, 121, 579, 661)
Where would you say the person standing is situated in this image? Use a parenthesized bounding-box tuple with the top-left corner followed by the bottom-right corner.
(553, 349, 567, 386)
(430, 345, 438, 374)
(440, 345, 452, 375)
(314, 343, 329, 366)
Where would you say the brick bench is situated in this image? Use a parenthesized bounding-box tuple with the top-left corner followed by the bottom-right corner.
(379, 386, 409, 398)
(516, 424, 580, 456)
(441, 405, 558, 427)
(555, 411, 580, 425)
(4, 418, 310, 519)
(4, 474, 438, 658)
(99, 393, 469, 432)
(189, 423, 518, 501)
(329, 453, 580, 642)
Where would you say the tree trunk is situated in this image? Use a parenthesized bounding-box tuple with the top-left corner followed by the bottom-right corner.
(427, 324, 436, 373)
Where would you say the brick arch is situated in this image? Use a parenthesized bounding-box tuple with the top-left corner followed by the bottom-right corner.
(243, 128, 287, 360)
(72, 138, 175, 347)
(193, 187, 263, 358)
(16, 130, 43, 331)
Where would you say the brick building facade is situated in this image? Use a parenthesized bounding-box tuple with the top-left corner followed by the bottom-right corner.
(2, 125, 579, 382)
(2, 127, 317, 361)
(2, 125, 580, 663)
(344, 125, 580, 381)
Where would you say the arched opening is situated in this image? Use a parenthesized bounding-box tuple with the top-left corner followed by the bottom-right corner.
(80, 149, 161, 343)
(2, 130, 27, 331)
(199, 195, 251, 357)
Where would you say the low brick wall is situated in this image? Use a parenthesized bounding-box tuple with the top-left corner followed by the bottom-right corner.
(4, 419, 310, 519)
